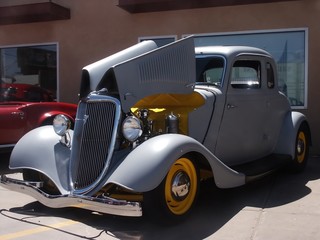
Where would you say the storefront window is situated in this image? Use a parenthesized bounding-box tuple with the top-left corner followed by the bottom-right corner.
(0, 44, 58, 101)
(194, 29, 307, 108)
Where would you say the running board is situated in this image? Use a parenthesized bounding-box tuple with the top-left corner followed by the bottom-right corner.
(231, 154, 292, 183)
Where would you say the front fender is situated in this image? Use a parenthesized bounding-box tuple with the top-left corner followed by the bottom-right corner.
(9, 126, 72, 194)
(107, 134, 245, 192)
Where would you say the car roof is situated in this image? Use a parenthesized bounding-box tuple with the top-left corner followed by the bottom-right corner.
(195, 45, 272, 58)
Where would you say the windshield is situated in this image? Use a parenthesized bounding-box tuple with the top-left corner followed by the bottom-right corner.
(196, 55, 225, 87)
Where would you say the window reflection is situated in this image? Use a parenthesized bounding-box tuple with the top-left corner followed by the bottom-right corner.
(0, 44, 57, 102)
(194, 29, 307, 107)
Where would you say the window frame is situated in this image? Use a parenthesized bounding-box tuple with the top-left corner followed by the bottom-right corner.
(195, 54, 226, 87)
(0, 42, 60, 101)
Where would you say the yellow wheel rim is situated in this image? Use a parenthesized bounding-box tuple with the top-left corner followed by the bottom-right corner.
(164, 157, 197, 215)
(296, 131, 306, 163)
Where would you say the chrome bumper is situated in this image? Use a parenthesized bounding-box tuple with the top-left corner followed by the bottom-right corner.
(0, 175, 142, 217)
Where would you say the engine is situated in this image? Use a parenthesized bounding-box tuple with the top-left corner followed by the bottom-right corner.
(122, 108, 180, 146)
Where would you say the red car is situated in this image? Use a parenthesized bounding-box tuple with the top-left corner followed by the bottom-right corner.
(0, 83, 77, 152)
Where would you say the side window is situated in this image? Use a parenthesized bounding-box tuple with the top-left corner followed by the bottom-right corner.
(231, 60, 261, 89)
(267, 62, 275, 89)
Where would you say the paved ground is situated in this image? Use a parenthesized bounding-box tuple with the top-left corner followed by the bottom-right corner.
(0, 154, 320, 240)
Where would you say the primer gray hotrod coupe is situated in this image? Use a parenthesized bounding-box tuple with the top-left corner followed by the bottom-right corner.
(0, 37, 311, 220)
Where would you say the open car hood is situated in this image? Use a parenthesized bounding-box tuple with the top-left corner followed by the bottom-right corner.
(83, 37, 195, 112)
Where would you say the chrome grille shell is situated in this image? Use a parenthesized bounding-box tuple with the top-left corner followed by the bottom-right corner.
(70, 94, 121, 195)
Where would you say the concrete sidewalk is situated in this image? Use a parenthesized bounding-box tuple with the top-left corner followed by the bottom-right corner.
(0, 156, 319, 239)
(202, 156, 320, 240)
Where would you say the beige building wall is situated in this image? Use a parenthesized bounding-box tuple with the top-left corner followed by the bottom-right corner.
(1, 0, 320, 154)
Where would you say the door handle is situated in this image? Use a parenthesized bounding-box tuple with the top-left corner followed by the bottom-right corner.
(227, 104, 237, 109)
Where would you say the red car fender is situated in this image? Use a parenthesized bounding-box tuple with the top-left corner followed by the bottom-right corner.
(37, 110, 75, 126)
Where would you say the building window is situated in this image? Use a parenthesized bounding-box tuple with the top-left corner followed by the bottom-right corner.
(139, 35, 177, 47)
(0, 43, 58, 101)
(193, 29, 307, 108)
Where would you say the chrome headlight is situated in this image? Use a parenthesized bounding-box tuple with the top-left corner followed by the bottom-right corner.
(122, 116, 142, 142)
(53, 114, 71, 136)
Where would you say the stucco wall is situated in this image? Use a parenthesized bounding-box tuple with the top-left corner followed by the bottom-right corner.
(1, 0, 320, 154)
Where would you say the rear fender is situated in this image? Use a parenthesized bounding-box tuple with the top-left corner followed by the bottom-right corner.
(9, 126, 72, 194)
(107, 134, 245, 192)
(274, 111, 310, 158)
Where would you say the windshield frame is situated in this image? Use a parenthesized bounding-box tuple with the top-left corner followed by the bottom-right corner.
(195, 54, 226, 88)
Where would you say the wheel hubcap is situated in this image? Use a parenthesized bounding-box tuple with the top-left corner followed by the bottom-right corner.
(171, 171, 191, 201)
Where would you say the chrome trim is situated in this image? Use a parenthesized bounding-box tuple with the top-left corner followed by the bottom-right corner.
(171, 171, 191, 201)
(70, 94, 121, 195)
(0, 175, 142, 217)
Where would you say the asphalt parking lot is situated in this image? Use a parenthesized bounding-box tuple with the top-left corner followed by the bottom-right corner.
(1, 154, 320, 240)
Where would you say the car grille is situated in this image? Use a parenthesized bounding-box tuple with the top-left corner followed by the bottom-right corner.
(70, 95, 121, 194)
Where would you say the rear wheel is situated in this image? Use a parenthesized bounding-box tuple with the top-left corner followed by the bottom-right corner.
(290, 123, 309, 173)
(143, 157, 199, 222)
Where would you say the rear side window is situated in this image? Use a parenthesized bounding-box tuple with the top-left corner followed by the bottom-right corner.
(231, 60, 261, 89)
(267, 62, 275, 89)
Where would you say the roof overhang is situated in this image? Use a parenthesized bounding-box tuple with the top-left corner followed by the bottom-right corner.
(0, 2, 70, 25)
(116, 0, 299, 13)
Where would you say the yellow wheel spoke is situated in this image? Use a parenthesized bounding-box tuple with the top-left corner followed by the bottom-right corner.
(297, 131, 306, 163)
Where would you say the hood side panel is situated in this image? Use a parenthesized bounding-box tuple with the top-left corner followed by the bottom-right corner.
(113, 37, 196, 112)
(83, 40, 158, 93)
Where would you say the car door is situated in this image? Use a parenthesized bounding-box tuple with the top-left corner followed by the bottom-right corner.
(0, 104, 26, 145)
(214, 56, 272, 166)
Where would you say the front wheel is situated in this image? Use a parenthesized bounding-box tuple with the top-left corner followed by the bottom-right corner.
(143, 157, 199, 222)
(290, 123, 310, 173)
(23, 169, 60, 195)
